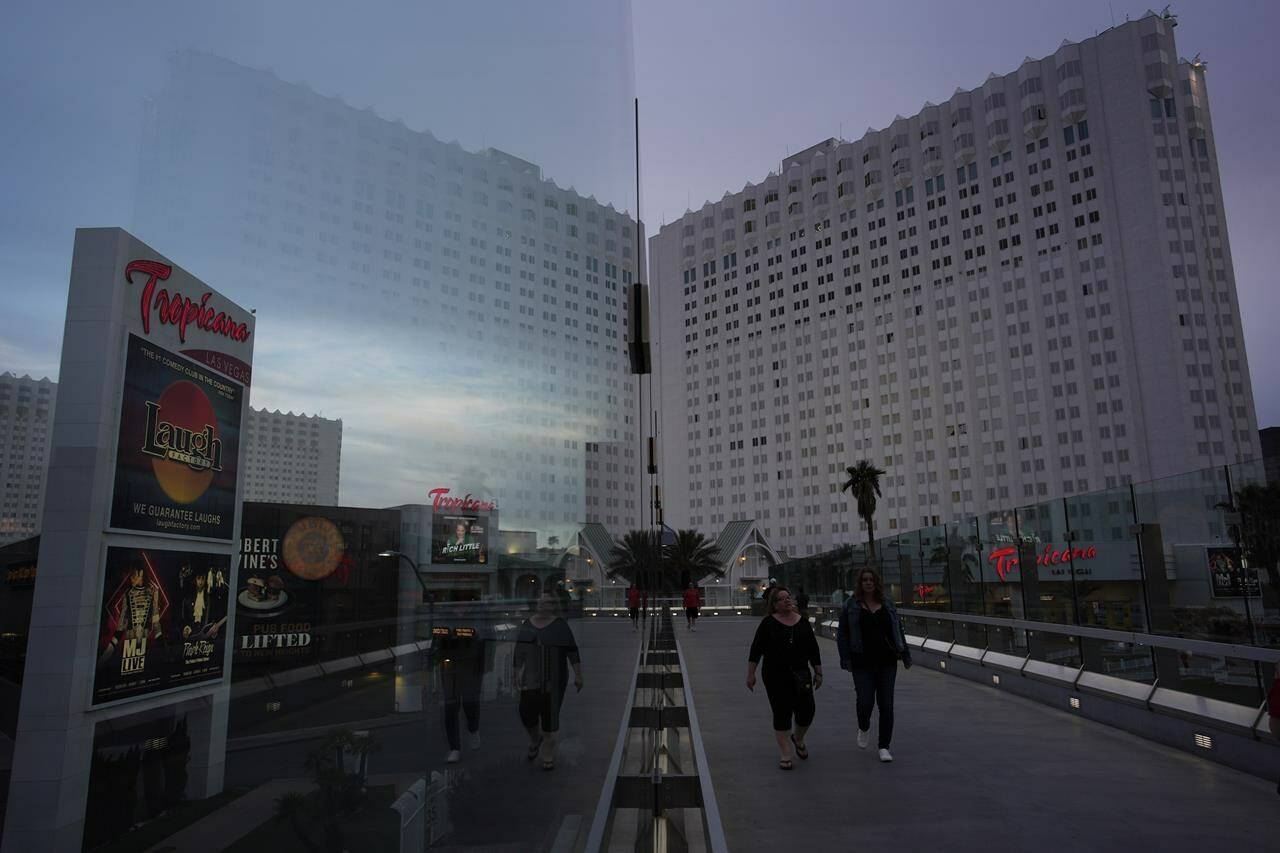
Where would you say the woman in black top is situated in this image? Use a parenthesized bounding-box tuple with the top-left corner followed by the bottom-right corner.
(513, 592, 583, 770)
(746, 586, 823, 770)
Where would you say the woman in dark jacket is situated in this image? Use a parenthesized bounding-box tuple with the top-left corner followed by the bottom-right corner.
(746, 586, 823, 770)
(513, 592, 583, 770)
(837, 568, 912, 763)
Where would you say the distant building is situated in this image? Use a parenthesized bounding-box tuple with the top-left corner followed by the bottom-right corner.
(1261, 427, 1280, 485)
(242, 408, 342, 505)
(0, 374, 56, 546)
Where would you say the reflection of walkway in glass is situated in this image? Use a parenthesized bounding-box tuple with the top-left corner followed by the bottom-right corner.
(220, 617, 641, 851)
(681, 619, 1280, 852)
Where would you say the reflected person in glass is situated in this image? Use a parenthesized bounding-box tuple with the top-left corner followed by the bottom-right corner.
(746, 587, 823, 770)
(1270, 662, 1280, 796)
(436, 596, 488, 764)
(513, 592, 583, 771)
(837, 568, 912, 763)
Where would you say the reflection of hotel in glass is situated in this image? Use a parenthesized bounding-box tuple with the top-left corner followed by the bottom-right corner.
(242, 407, 342, 506)
(651, 15, 1261, 559)
(133, 51, 643, 542)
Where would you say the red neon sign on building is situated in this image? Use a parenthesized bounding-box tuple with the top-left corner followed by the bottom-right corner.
(987, 544, 1099, 581)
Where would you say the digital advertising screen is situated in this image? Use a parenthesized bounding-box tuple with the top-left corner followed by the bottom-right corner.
(93, 546, 230, 705)
(109, 334, 243, 540)
(432, 514, 489, 564)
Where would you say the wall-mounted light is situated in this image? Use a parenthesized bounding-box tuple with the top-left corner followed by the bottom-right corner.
(1069, 696, 1081, 710)
(939, 660, 948, 670)
(991, 674, 1001, 685)
(266, 701, 281, 712)
(1193, 733, 1214, 750)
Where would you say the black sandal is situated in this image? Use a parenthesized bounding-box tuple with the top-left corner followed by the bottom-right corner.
(778, 757, 793, 771)
(790, 734, 808, 760)
(526, 737, 543, 761)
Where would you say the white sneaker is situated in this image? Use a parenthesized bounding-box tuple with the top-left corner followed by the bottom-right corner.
(469, 732, 481, 751)
(446, 750, 461, 764)
(857, 729, 870, 749)
(878, 748, 893, 763)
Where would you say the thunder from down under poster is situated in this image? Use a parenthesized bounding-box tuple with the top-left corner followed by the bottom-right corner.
(94, 546, 230, 705)
(110, 334, 243, 541)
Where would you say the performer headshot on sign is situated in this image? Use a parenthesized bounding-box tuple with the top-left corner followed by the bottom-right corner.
(452, 520, 475, 548)
(181, 564, 228, 641)
(99, 562, 162, 665)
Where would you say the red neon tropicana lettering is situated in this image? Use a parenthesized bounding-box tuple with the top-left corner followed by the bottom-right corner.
(987, 544, 1099, 581)
(126, 259, 251, 345)
(428, 487, 496, 513)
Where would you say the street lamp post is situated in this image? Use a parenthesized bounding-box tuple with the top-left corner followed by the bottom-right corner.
(380, 549, 433, 713)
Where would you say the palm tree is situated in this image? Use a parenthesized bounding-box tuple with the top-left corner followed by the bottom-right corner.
(666, 529, 722, 589)
(609, 529, 663, 589)
(841, 460, 886, 567)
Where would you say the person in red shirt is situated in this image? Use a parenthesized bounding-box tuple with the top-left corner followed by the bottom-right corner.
(626, 585, 642, 631)
(683, 583, 702, 631)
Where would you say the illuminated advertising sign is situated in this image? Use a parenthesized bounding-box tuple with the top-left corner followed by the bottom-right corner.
(432, 514, 489, 564)
(1207, 546, 1260, 598)
(109, 334, 243, 540)
(93, 546, 230, 705)
(987, 544, 1100, 581)
(233, 505, 399, 670)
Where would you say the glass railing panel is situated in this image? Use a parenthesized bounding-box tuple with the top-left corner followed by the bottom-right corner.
(1027, 629, 1081, 669)
(1080, 637, 1155, 684)
(1016, 500, 1080, 625)
(1133, 465, 1258, 647)
(1064, 486, 1147, 632)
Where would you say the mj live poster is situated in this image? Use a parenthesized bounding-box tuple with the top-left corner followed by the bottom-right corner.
(93, 545, 230, 705)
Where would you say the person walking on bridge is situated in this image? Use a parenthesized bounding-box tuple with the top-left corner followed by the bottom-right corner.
(627, 584, 642, 631)
(514, 592, 584, 771)
(746, 586, 823, 770)
(683, 583, 702, 631)
(837, 568, 912, 763)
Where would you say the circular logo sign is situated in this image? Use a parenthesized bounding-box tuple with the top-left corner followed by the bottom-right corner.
(282, 517, 345, 581)
(151, 380, 219, 504)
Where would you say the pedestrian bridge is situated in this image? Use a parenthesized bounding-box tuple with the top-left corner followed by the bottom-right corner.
(25, 608, 1275, 852)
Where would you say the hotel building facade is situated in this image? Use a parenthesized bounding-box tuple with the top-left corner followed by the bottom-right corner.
(650, 14, 1260, 558)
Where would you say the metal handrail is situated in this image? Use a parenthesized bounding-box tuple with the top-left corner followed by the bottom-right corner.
(895, 607, 1280, 664)
(674, 627, 729, 853)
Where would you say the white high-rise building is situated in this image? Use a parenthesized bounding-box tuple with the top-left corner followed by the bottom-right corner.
(651, 13, 1260, 558)
(133, 51, 643, 539)
(242, 408, 343, 505)
(0, 373, 56, 546)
